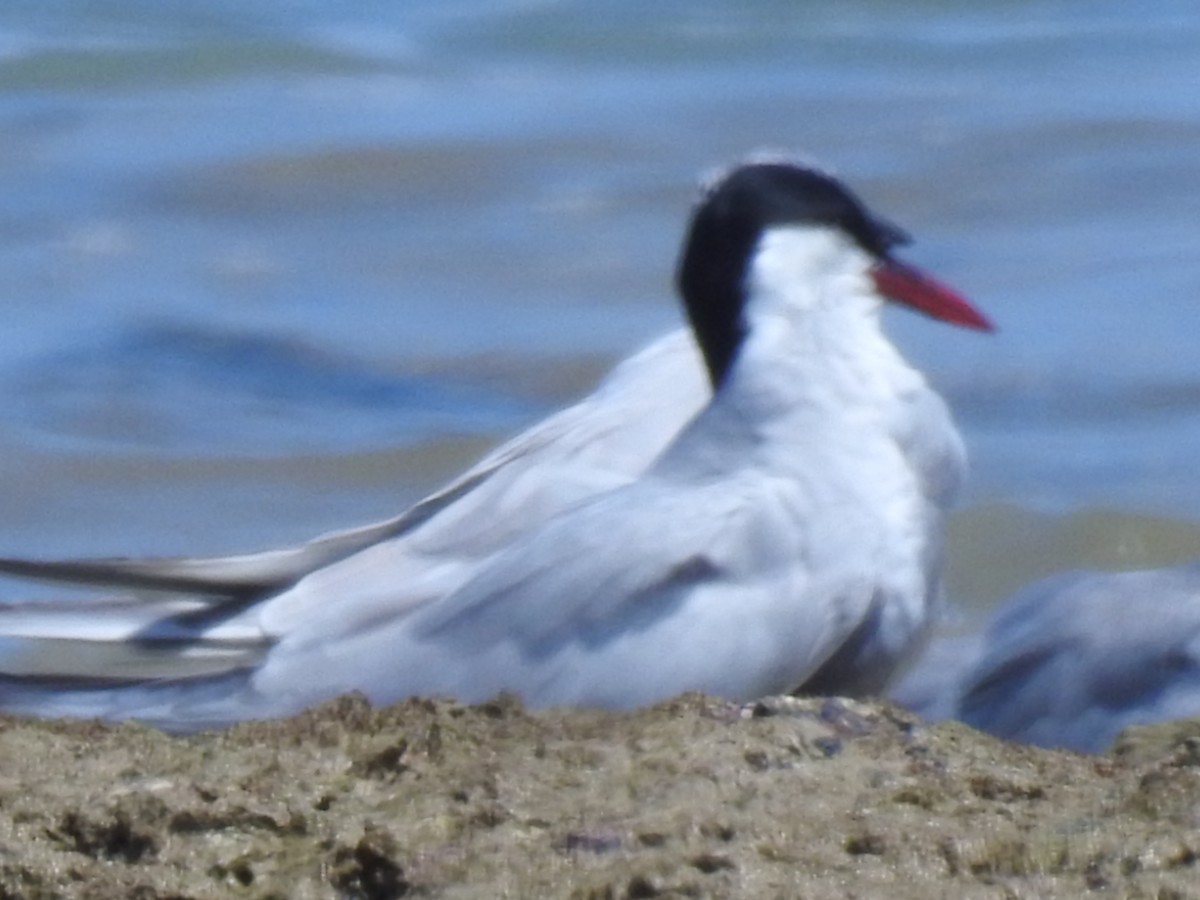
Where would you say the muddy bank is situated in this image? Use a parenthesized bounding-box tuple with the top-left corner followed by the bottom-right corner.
(0, 693, 1198, 898)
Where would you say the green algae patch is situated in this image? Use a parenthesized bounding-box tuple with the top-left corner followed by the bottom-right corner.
(0, 694, 1197, 898)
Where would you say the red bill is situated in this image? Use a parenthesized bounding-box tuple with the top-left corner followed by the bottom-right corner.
(871, 258, 994, 332)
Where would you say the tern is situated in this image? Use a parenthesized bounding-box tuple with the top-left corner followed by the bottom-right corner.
(0, 158, 990, 730)
(893, 565, 1200, 753)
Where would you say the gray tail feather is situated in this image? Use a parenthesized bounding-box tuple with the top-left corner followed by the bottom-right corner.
(0, 668, 263, 732)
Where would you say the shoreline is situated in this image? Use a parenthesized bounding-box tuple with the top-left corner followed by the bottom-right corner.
(1, 692, 1197, 898)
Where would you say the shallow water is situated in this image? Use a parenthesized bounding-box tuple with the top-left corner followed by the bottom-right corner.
(0, 1, 1199, 613)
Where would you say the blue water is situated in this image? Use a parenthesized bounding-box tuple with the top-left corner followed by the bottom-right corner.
(1, 1, 1199, 610)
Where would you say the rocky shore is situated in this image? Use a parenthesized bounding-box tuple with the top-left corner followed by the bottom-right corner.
(1, 693, 1197, 898)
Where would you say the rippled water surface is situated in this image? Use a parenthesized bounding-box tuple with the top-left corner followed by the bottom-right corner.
(1, 1, 1199, 612)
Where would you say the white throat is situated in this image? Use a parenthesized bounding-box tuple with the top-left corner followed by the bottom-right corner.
(724, 225, 921, 420)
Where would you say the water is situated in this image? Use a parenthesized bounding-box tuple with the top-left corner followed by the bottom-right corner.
(0, 1, 1199, 613)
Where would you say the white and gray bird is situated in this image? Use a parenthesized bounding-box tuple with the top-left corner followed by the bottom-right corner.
(0, 158, 991, 730)
(892, 564, 1200, 753)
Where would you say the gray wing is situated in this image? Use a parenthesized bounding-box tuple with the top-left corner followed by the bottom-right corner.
(955, 564, 1200, 752)
(248, 473, 887, 712)
(0, 330, 707, 720)
(0, 329, 705, 598)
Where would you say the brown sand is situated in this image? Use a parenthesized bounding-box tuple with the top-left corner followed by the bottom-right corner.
(0, 692, 1197, 899)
